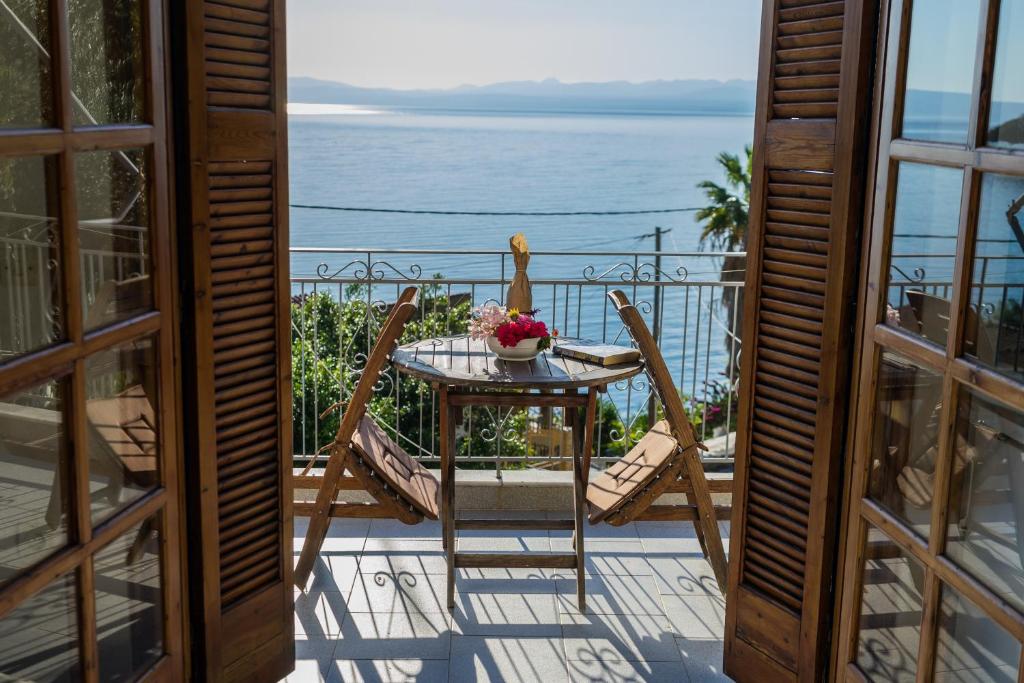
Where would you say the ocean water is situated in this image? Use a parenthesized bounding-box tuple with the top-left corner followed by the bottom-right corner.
(286, 108, 755, 421)
(287, 109, 754, 264)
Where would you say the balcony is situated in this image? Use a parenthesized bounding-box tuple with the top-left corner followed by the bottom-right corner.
(286, 247, 739, 681)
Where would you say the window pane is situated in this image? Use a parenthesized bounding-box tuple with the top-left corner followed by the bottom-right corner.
(934, 584, 1021, 682)
(0, 378, 69, 586)
(68, 0, 145, 126)
(76, 147, 152, 330)
(0, 572, 80, 681)
(868, 351, 944, 537)
(885, 162, 964, 347)
(901, 0, 980, 143)
(95, 513, 164, 680)
(856, 526, 925, 682)
(945, 387, 1024, 614)
(85, 337, 159, 524)
(987, 0, 1024, 148)
(0, 155, 63, 362)
(965, 174, 1024, 380)
(1, 0, 53, 128)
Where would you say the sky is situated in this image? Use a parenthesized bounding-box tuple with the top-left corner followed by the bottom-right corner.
(286, 0, 763, 89)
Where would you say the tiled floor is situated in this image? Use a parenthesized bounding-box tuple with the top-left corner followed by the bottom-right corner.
(288, 514, 731, 682)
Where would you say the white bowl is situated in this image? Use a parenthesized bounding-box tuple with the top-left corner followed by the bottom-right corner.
(486, 335, 542, 361)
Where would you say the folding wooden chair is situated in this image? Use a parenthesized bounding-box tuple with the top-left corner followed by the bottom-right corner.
(294, 287, 440, 589)
(586, 289, 729, 592)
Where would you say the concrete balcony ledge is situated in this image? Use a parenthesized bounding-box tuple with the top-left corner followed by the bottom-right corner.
(294, 467, 732, 512)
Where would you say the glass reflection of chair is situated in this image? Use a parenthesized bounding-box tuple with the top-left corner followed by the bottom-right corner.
(84, 273, 152, 330)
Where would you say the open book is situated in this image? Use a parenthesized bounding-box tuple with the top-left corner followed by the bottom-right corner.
(553, 340, 641, 366)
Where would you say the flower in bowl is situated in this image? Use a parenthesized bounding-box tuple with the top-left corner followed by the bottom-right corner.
(469, 305, 553, 360)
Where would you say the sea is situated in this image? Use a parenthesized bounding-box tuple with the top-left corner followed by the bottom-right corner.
(286, 106, 756, 419)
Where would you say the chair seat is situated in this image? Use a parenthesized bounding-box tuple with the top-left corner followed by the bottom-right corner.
(587, 420, 679, 524)
(351, 415, 440, 520)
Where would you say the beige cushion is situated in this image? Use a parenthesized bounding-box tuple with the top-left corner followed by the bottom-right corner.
(587, 420, 678, 524)
(351, 416, 440, 520)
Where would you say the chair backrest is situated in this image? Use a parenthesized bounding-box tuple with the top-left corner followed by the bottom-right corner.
(905, 290, 950, 345)
(334, 287, 418, 446)
(607, 289, 701, 451)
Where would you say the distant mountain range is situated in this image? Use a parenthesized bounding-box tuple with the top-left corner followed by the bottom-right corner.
(288, 77, 757, 115)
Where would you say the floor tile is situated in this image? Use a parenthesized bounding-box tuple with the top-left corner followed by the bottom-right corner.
(358, 548, 447, 576)
(555, 574, 664, 616)
(567, 657, 690, 682)
(367, 518, 442, 541)
(677, 637, 729, 681)
(456, 533, 551, 553)
(295, 516, 370, 553)
(346, 570, 446, 614)
(662, 595, 726, 641)
(561, 612, 680, 663)
(334, 610, 451, 660)
(298, 553, 361, 594)
(453, 592, 560, 636)
(648, 556, 722, 597)
(295, 590, 348, 639)
(449, 635, 570, 683)
(327, 658, 449, 683)
(286, 656, 331, 682)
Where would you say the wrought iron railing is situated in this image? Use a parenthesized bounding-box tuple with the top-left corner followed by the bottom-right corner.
(289, 247, 746, 472)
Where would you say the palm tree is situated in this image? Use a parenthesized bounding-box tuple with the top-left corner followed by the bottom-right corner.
(695, 145, 752, 379)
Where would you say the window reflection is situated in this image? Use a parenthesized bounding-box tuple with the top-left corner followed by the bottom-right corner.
(945, 387, 1024, 615)
(987, 0, 1024, 148)
(95, 513, 164, 680)
(0, 378, 69, 586)
(0, 572, 80, 681)
(868, 352, 944, 536)
(885, 163, 963, 348)
(901, 0, 980, 144)
(0, 156, 63, 363)
(856, 526, 925, 682)
(85, 337, 159, 524)
(934, 584, 1020, 682)
(0, 0, 54, 128)
(68, 0, 144, 126)
(76, 148, 152, 330)
(966, 174, 1024, 380)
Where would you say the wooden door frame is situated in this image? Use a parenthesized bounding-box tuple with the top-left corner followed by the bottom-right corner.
(833, 0, 1024, 679)
(0, 0, 187, 679)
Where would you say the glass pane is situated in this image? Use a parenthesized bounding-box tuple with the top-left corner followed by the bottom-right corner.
(856, 526, 926, 682)
(85, 337, 159, 524)
(95, 513, 164, 679)
(965, 174, 1024, 380)
(987, 0, 1024, 148)
(68, 0, 145, 126)
(868, 351, 945, 536)
(76, 147, 152, 330)
(0, 378, 69, 586)
(945, 387, 1024, 614)
(0, 0, 54, 128)
(0, 572, 80, 681)
(885, 162, 964, 347)
(901, 0, 980, 143)
(934, 583, 1021, 682)
(0, 155, 63, 362)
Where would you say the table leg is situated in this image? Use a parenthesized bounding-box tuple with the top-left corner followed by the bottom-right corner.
(439, 387, 456, 609)
(572, 428, 587, 613)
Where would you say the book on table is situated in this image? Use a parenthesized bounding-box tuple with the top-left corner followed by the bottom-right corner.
(553, 340, 641, 366)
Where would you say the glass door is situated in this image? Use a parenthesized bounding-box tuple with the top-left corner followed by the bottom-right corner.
(837, 0, 1024, 681)
(0, 0, 183, 680)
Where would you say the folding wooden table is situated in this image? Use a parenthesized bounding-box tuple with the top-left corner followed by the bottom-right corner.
(390, 335, 644, 611)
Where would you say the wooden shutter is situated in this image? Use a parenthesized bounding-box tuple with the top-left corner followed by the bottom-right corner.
(172, 0, 294, 680)
(724, 1, 879, 681)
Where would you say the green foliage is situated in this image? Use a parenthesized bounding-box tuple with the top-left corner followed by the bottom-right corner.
(695, 145, 752, 253)
(290, 285, 635, 469)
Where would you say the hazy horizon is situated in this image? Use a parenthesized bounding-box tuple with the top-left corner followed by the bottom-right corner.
(286, 0, 761, 90)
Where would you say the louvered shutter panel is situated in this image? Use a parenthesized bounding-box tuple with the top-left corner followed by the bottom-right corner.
(725, 1, 878, 681)
(175, 0, 293, 680)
